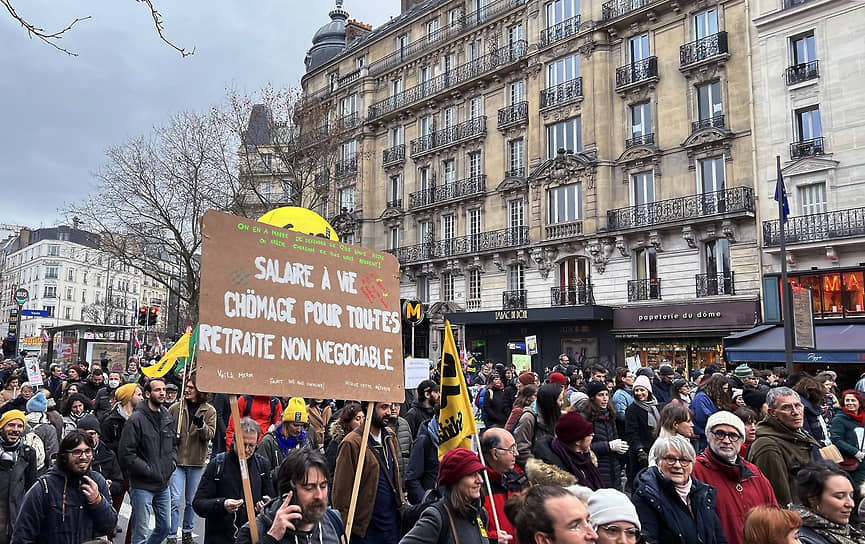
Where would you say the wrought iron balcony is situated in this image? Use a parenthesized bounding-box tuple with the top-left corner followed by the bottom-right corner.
(786, 60, 819, 85)
(551, 282, 594, 305)
(408, 175, 486, 209)
(603, 0, 651, 20)
(691, 114, 725, 133)
(762, 207, 865, 247)
(540, 77, 583, 109)
(367, 0, 526, 76)
(410, 117, 487, 157)
(545, 220, 583, 240)
(334, 155, 357, 177)
(626, 133, 655, 148)
(336, 112, 359, 131)
(388, 226, 530, 264)
(790, 137, 825, 159)
(540, 16, 581, 47)
(680, 31, 728, 67)
(607, 186, 755, 230)
(502, 290, 527, 310)
(505, 166, 525, 178)
(382, 144, 406, 166)
(616, 57, 658, 89)
(498, 101, 528, 128)
(628, 278, 661, 302)
(696, 272, 735, 297)
(368, 41, 527, 120)
(386, 198, 403, 210)
(466, 298, 482, 311)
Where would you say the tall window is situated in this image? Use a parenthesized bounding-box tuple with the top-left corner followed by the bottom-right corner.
(442, 53, 456, 75)
(547, 54, 580, 86)
(427, 19, 439, 42)
(548, 184, 582, 224)
(391, 78, 403, 97)
(420, 115, 434, 137)
(44, 285, 57, 298)
(697, 81, 722, 122)
(469, 97, 483, 119)
(441, 214, 455, 240)
(419, 221, 434, 243)
(67, 268, 75, 281)
(791, 32, 816, 64)
(508, 199, 525, 229)
(630, 102, 652, 139)
(546, 0, 579, 25)
(340, 140, 357, 161)
(693, 8, 719, 39)
(468, 152, 482, 178)
(389, 227, 400, 250)
(443, 107, 457, 129)
(508, 139, 524, 175)
(43, 306, 55, 317)
(65, 287, 73, 300)
(389, 126, 403, 146)
(467, 208, 482, 237)
(45, 266, 58, 279)
(443, 159, 456, 184)
(699, 156, 726, 194)
(509, 81, 524, 104)
(547, 118, 581, 158)
(420, 65, 433, 96)
(635, 248, 658, 280)
(419, 166, 433, 192)
(468, 269, 482, 305)
(64, 307, 72, 320)
(396, 33, 409, 56)
(629, 33, 650, 62)
(389, 175, 401, 203)
(705, 238, 731, 276)
(507, 24, 523, 45)
(441, 273, 454, 301)
(795, 106, 822, 141)
(467, 40, 481, 61)
(47, 245, 60, 256)
(800, 183, 827, 215)
(338, 186, 355, 211)
(631, 171, 654, 206)
(355, 55, 366, 69)
(341, 94, 357, 116)
(507, 264, 525, 291)
(448, 8, 461, 26)
(417, 276, 429, 301)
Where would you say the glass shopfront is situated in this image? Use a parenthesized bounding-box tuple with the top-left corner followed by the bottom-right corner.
(624, 340, 723, 370)
(765, 268, 865, 320)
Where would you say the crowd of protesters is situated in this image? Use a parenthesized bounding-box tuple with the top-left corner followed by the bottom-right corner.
(1, 350, 865, 544)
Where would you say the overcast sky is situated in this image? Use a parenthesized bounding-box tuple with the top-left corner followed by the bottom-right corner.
(0, 0, 396, 229)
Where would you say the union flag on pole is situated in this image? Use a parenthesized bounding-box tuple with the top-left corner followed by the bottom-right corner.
(437, 320, 477, 460)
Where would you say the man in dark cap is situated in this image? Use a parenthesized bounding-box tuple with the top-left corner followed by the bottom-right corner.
(652, 366, 675, 405)
(404, 380, 440, 439)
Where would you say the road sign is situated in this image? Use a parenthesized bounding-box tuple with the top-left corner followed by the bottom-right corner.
(402, 298, 425, 325)
(20, 309, 50, 317)
(14, 288, 29, 305)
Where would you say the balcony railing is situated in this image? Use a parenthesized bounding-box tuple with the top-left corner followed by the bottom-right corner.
(628, 278, 662, 302)
(786, 60, 819, 85)
(616, 57, 658, 88)
(691, 113, 725, 133)
(680, 31, 728, 67)
(336, 112, 359, 131)
(386, 198, 403, 210)
(410, 117, 487, 157)
(505, 166, 525, 178)
(626, 133, 655, 148)
(408, 175, 486, 209)
(368, 41, 527, 120)
(603, 0, 651, 20)
(388, 226, 529, 264)
(696, 272, 735, 297)
(545, 220, 583, 239)
(334, 155, 357, 177)
(762, 207, 865, 247)
(498, 101, 528, 128)
(790, 137, 825, 159)
(540, 77, 583, 108)
(466, 298, 482, 311)
(551, 282, 594, 305)
(503, 290, 527, 309)
(607, 186, 755, 230)
(540, 16, 581, 47)
(382, 144, 405, 166)
(367, 0, 526, 76)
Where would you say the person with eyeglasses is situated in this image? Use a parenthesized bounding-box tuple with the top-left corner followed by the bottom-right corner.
(12, 429, 116, 544)
(632, 435, 726, 544)
(480, 428, 525, 543)
(693, 412, 778, 544)
(508, 485, 597, 544)
(747, 387, 820, 508)
(587, 489, 641, 544)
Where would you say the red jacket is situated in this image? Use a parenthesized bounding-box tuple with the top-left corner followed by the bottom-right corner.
(692, 448, 778, 544)
(482, 466, 524, 543)
(225, 396, 282, 448)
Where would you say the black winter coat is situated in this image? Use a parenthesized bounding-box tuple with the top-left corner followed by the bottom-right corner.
(624, 402, 655, 477)
(405, 419, 439, 504)
(99, 406, 127, 457)
(192, 450, 275, 544)
(404, 401, 435, 440)
(117, 402, 177, 491)
(0, 443, 37, 540)
(584, 409, 622, 489)
(482, 388, 508, 428)
(632, 466, 727, 544)
(400, 494, 489, 544)
(90, 440, 124, 499)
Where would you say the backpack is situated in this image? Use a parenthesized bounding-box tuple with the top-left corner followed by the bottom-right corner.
(474, 387, 487, 420)
(399, 487, 441, 537)
(241, 395, 280, 423)
(324, 509, 347, 544)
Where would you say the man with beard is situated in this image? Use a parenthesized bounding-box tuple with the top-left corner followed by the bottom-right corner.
(403, 380, 439, 439)
(237, 448, 343, 544)
(692, 411, 777, 544)
(0, 410, 37, 544)
(11, 429, 117, 544)
(118, 378, 178, 544)
(333, 402, 403, 544)
(78, 368, 104, 401)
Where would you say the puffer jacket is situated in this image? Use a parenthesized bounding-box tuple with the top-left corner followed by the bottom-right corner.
(406, 417, 439, 504)
(117, 402, 177, 491)
(583, 408, 622, 489)
(0, 441, 37, 540)
(400, 493, 489, 544)
(11, 465, 117, 544)
(168, 399, 217, 466)
(632, 466, 727, 544)
(692, 448, 778, 544)
(747, 416, 819, 507)
(391, 416, 413, 484)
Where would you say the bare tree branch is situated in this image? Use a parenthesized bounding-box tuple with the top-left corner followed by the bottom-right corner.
(136, 0, 194, 57)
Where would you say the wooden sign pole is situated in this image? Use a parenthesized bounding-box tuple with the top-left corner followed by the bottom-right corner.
(344, 401, 376, 540)
(230, 395, 260, 544)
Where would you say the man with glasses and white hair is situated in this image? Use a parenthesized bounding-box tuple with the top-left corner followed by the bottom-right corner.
(747, 386, 820, 507)
(480, 428, 524, 544)
(692, 411, 778, 544)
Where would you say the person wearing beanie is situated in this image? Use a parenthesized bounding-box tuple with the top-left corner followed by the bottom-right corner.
(588, 488, 641, 544)
(652, 365, 675, 405)
(77, 413, 124, 506)
(581, 379, 627, 490)
(255, 397, 315, 483)
(548, 372, 568, 387)
(100, 382, 143, 459)
(24, 392, 58, 474)
(0, 409, 38, 542)
(624, 375, 660, 479)
(533, 410, 603, 490)
(692, 411, 778, 544)
(401, 447, 493, 544)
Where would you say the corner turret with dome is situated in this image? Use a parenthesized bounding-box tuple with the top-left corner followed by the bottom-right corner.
(304, 0, 349, 73)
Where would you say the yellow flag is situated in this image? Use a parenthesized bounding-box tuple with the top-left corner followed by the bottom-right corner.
(141, 330, 190, 378)
(437, 320, 477, 460)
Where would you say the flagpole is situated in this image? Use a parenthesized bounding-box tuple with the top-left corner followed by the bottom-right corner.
(777, 155, 794, 373)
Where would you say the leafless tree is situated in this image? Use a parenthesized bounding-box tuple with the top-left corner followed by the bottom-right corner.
(2, 0, 192, 56)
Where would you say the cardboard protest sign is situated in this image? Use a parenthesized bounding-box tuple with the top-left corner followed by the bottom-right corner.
(196, 210, 404, 402)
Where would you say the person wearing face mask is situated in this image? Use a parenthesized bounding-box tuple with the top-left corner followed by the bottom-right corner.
(692, 412, 778, 544)
(792, 461, 865, 544)
(92, 371, 123, 421)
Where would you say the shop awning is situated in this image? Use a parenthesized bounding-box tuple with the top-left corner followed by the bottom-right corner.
(445, 305, 613, 325)
(723, 323, 865, 363)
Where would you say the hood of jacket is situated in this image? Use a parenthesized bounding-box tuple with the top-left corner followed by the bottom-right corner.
(525, 457, 577, 487)
(755, 416, 819, 446)
(329, 419, 349, 444)
(418, 416, 440, 448)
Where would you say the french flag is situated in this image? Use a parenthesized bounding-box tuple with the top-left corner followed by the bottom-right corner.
(133, 331, 141, 349)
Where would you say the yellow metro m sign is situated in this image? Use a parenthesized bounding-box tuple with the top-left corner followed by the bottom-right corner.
(402, 298, 425, 325)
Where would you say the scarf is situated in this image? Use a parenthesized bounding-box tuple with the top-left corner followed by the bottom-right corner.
(275, 425, 307, 455)
(674, 477, 692, 505)
(0, 437, 21, 464)
(842, 407, 865, 426)
(793, 506, 865, 544)
(633, 397, 660, 428)
(550, 437, 604, 490)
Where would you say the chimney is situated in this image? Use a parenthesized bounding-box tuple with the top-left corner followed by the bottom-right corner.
(345, 19, 372, 44)
(401, 0, 426, 14)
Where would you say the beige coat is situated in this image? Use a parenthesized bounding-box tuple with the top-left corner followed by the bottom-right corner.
(168, 400, 216, 466)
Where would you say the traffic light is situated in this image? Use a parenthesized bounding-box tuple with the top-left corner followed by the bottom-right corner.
(137, 306, 148, 326)
(148, 306, 159, 326)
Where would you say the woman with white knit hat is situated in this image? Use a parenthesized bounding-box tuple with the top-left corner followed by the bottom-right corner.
(587, 488, 642, 544)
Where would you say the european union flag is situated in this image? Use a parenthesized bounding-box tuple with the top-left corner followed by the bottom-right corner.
(774, 161, 789, 223)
